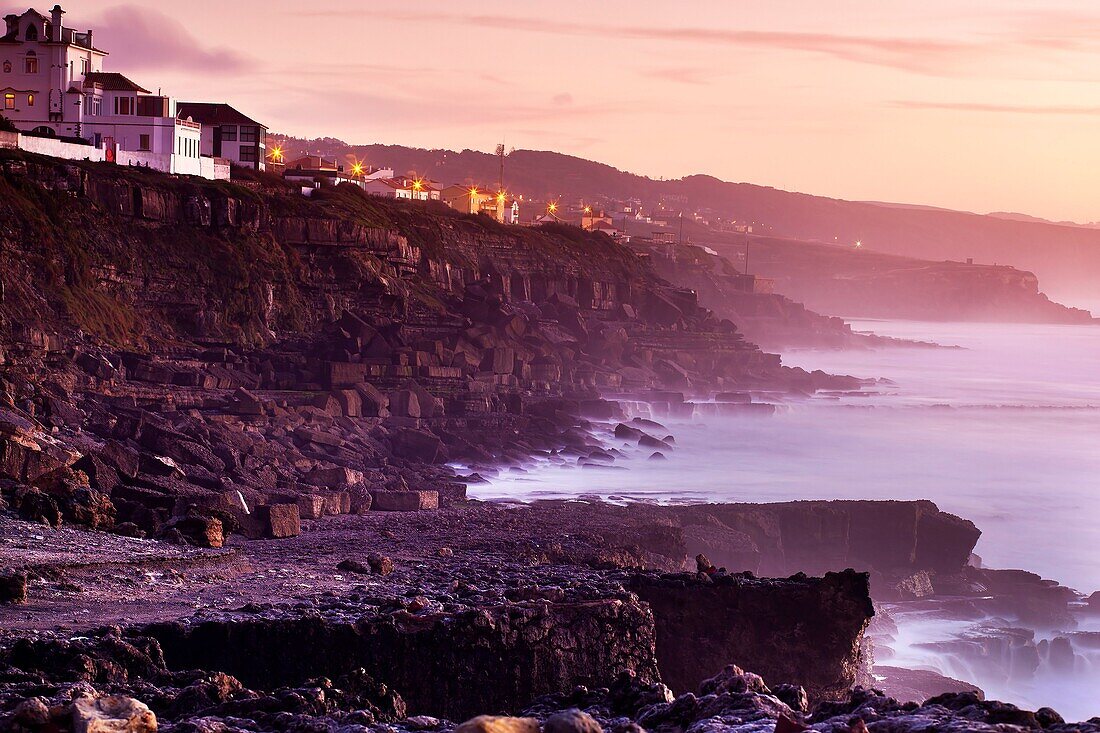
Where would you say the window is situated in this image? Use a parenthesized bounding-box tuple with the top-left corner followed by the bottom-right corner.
(239, 145, 258, 163)
(3, 94, 14, 110)
(239, 126, 258, 143)
(24, 57, 38, 74)
(25, 25, 37, 41)
(221, 125, 237, 141)
(81, 58, 88, 74)
(139, 134, 150, 151)
(114, 96, 134, 115)
(26, 93, 33, 106)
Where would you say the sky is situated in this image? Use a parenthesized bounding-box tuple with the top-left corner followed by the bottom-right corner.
(51, 0, 1100, 222)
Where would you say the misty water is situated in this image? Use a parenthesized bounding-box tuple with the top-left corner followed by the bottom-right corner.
(470, 319, 1100, 718)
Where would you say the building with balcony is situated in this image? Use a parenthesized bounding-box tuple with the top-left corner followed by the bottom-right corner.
(175, 102, 267, 170)
(1, 5, 206, 177)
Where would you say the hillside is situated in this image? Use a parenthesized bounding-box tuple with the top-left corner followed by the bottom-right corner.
(276, 137, 1100, 307)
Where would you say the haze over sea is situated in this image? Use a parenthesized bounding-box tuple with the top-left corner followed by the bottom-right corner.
(473, 320, 1100, 595)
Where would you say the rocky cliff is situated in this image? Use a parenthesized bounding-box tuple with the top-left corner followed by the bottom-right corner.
(713, 234, 1096, 324)
(0, 150, 854, 546)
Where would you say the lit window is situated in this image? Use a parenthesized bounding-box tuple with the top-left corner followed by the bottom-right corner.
(27, 93, 33, 106)
(3, 93, 14, 110)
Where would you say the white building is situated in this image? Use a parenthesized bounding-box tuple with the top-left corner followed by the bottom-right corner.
(1, 5, 204, 176)
(175, 102, 267, 170)
(361, 177, 440, 201)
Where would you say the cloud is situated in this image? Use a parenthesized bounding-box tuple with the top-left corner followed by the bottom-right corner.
(552, 93, 574, 106)
(891, 100, 1100, 116)
(298, 9, 984, 76)
(92, 4, 253, 73)
(641, 67, 716, 85)
(298, 7, 1100, 79)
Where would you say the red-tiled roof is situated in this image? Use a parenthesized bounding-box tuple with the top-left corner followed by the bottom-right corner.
(176, 102, 265, 128)
(83, 72, 150, 93)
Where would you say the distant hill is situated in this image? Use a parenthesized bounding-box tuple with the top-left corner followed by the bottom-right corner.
(274, 136, 1100, 307)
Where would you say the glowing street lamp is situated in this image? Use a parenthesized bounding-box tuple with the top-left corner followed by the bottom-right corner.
(855, 240, 863, 249)
(351, 161, 365, 178)
(269, 145, 284, 163)
(548, 202, 558, 214)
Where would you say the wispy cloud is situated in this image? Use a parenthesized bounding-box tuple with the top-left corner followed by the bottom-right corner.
(641, 67, 716, 86)
(93, 4, 253, 73)
(892, 100, 1100, 116)
(295, 7, 1100, 78)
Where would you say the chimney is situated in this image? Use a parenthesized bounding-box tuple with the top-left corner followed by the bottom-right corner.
(4, 14, 17, 36)
(50, 4, 64, 39)
(86, 29, 92, 47)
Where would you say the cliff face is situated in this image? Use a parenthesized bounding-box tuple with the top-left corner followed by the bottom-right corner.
(0, 153, 781, 383)
(631, 570, 873, 702)
(0, 151, 851, 547)
(714, 234, 1096, 324)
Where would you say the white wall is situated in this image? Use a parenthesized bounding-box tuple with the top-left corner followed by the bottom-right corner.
(199, 156, 231, 181)
(18, 134, 105, 161)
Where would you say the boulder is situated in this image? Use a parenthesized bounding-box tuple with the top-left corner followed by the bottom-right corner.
(9, 697, 51, 727)
(350, 491, 373, 514)
(245, 504, 301, 539)
(353, 382, 390, 417)
(614, 424, 644, 441)
(228, 388, 265, 416)
(14, 487, 62, 527)
(334, 389, 363, 418)
(544, 709, 603, 733)
(308, 466, 366, 490)
(371, 490, 439, 512)
(893, 570, 936, 600)
(367, 553, 395, 576)
(455, 716, 539, 733)
(165, 516, 224, 548)
(72, 695, 157, 733)
(297, 494, 326, 520)
(294, 427, 344, 448)
(638, 434, 672, 451)
(390, 428, 446, 464)
(337, 559, 372, 575)
(321, 491, 351, 515)
(0, 569, 28, 604)
(389, 390, 421, 418)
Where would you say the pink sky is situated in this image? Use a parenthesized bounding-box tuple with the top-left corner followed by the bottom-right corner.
(54, 0, 1100, 222)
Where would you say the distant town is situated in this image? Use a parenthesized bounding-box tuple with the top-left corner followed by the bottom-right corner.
(0, 5, 767, 251)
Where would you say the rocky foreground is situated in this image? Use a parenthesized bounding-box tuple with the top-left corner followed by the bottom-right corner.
(4, 499, 1100, 732)
(1, 152, 1098, 731)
